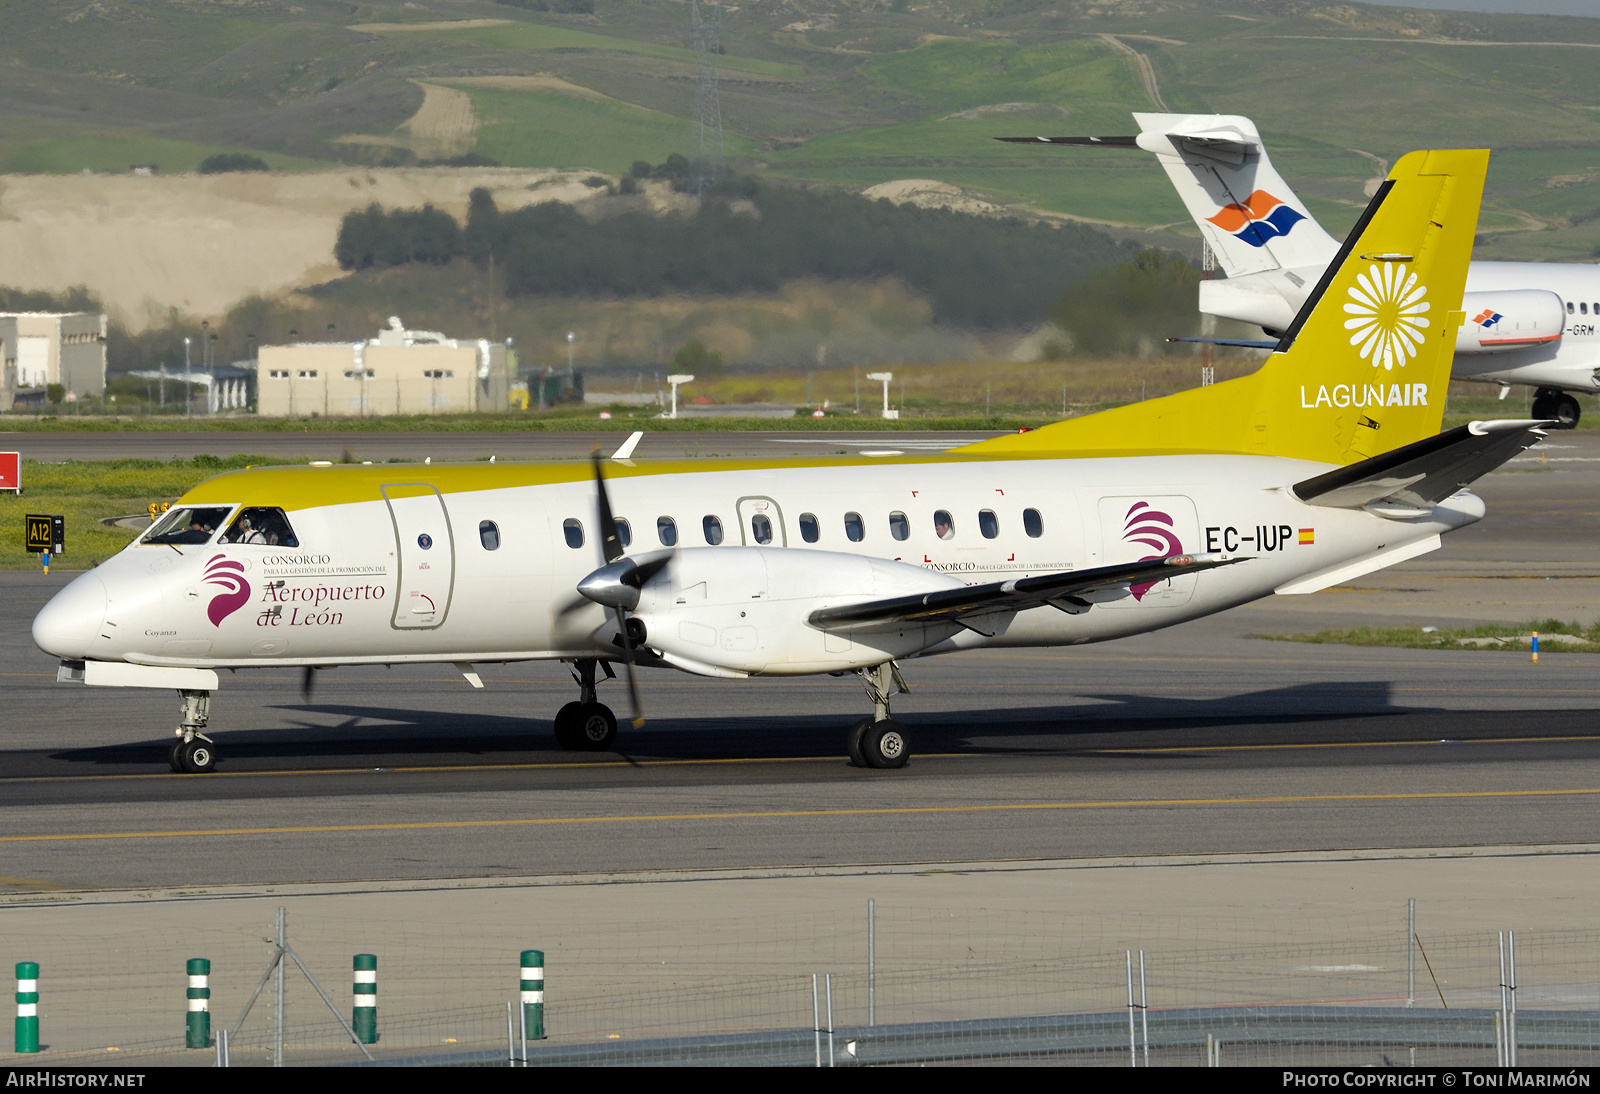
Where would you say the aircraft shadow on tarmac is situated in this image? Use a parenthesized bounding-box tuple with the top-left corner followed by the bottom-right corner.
(40, 678, 1566, 772)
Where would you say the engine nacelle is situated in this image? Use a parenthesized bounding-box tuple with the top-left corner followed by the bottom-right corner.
(631, 547, 967, 677)
(1456, 289, 1564, 354)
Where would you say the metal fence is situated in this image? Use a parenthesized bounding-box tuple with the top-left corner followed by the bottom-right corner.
(9, 899, 1600, 1066)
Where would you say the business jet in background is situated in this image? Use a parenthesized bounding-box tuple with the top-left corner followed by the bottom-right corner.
(34, 150, 1542, 774)
(1001, 113, 1600, 426)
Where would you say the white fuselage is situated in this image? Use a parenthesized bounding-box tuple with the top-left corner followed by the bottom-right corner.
(1202, 260, 1600, 394)
(34, 454, 1483, 680)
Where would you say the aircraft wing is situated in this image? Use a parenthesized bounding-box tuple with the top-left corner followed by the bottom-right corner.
(807, 553, 1242, 629)
(1292, 420, 1547, 511)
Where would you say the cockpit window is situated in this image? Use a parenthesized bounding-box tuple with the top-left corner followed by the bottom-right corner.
(220, 507, 300, 547)
(143, 506, 234, 546)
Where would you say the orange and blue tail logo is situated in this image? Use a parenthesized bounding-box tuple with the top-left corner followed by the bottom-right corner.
(1206, 190, 1306, 248)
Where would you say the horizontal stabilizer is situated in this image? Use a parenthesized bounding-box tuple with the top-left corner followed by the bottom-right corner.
(994, 136, 1138, 146)
(1167, 336, 1279, 350)
(808, 553, 1243, 629)
(1292, 420, 1546, 511)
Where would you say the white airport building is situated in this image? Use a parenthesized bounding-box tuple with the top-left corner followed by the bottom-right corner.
(0, 312, 108, 410)
(255, 317, 514, 417)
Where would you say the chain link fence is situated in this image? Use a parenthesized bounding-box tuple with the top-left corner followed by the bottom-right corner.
(8, 900, 1600, 1066)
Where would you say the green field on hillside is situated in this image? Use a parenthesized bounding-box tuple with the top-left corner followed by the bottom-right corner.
(0, 0, 1597, 263)
(467, 87, 755, 175)
(357, 18, 804, 80)
(0, 135, 324, 176)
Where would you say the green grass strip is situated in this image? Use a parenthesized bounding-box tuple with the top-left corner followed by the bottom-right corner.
(1267, 621, 1600, 653)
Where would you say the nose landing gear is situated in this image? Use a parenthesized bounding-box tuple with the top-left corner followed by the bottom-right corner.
(848, 662, 911, 769)
(169, 689, 217, 774)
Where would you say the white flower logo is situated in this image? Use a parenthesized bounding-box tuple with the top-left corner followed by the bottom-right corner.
(1343, 262, 1430, 370)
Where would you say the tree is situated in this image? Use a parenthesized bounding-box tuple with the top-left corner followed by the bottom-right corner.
(199, 153, 269, 174)
(1051, 249, 1200, 357)
(672, 339, 724, 379)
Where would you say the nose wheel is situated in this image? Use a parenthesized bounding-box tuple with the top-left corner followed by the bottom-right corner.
(168, 689, 218, 774)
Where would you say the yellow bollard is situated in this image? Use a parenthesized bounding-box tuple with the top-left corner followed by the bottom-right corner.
(1532, 631, 1539, 663)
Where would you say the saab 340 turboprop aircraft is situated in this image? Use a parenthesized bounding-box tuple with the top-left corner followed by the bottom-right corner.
(1001, 114, 1600, 427)
(34, 149, 1545, 774)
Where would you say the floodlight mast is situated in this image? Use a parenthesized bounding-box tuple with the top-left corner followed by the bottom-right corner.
(666, 374, 694, 419)
(866, 371, 897, 420)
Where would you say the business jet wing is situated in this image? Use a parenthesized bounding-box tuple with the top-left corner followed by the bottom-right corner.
(1293, 419, 1547, 511)
(807, 553, 1243, 629)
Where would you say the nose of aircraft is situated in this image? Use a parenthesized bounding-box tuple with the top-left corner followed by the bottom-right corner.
(32, 573, 108, 660)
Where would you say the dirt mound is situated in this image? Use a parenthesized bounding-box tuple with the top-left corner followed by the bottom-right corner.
(0, 168, 605, 329)
(861, 179, 1006, 217)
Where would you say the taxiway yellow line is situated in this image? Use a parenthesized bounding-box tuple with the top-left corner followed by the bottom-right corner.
(5, 786, 1599, 844)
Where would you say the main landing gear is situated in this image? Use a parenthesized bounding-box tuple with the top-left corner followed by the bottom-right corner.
(168, 689, 217, 774)
(848, 662, 911, 769)
(553, 659, 619, 752)
(1531, 387, 1580, 429)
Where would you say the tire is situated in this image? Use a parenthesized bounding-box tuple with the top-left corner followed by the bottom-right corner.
(1554, 393, 1581, 429)
(847, 717, 874, 768)
(552, 701, 585, 750)
(178, 739, 216, 774)
(168, 739, 184, 773)
(575, 702, 618, 751)
(861, 719, 909, 770)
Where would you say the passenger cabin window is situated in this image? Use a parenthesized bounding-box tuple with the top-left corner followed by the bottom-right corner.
(979, 510, 999, 539)
(1023, 508, 1044, 538)
(844, 512, 865, 542)
(563, 518, 585, 548)
(220, 507, 299, 547)
(799, 513, 820, 543)
(657, 516, 678, 546)
(145, 506, 234, 546)
(703, 515, 724, 545)
(933, 510, 955, 540)
(1569, 301, 1577, 314)
(615, 518, 632, 548)
(1584, 303, 1591, 315)
(888, 512, 909, 541)
(751, 513, 773, 545)
(479, 520, 501, 551)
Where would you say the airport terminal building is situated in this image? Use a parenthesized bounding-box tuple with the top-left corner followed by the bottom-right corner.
(255, 318, 514, 417)
(1, 311, 108, 410)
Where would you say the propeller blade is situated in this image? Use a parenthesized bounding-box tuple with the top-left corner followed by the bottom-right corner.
(301, 665, 316, 701)
(613, 608, 646, 729)
(591, 450, 625, 564)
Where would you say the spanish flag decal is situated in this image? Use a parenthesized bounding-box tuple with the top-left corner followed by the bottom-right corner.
(1298, 528, 1315, 546)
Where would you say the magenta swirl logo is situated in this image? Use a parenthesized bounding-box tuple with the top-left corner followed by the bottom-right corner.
(203, 554, 251, 627)
(1122, 502, 1183, 602)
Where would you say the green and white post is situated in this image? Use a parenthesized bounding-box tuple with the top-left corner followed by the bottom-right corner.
(520, 951, 544, 1041)
(15, 961, 39, 1054)
(185, 958, 210, 1049)
(352, 954, 377, 1044)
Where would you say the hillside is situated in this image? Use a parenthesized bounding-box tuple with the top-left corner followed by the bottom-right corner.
(1, 0, 1597, 265)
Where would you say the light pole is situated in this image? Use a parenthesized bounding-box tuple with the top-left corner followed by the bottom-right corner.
(666, 374, 694, 419)
(183, 336, 192, 417)
(866, 371, 897, 420)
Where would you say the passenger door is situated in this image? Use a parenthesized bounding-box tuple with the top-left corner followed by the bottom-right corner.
(383, 483, 456, 629)
(1095, 495, 1200, 607)
(736, 496, 787, 547)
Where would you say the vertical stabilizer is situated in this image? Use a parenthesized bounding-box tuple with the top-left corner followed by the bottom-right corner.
(1132, 113, 1340, 278)
(961, 149, 1486, 467)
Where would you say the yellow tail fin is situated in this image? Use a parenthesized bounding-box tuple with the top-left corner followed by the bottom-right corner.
(962, 148, 1486, 464)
